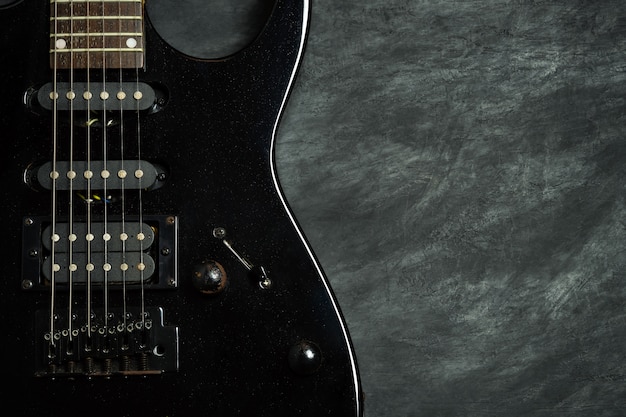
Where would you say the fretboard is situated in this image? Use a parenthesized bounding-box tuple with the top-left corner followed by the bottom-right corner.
(50, 0, 144, 69)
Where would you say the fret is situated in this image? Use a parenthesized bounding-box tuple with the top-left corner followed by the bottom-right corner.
(49, 0, 144, 69)
(52, 48, 143, 53)
(50, 0, 144, 4)
(52, 0, 142, 3)
(51, 16, 143, 21)
(52, 32, 143, 37)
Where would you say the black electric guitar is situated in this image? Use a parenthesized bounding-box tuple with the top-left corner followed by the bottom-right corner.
(0, 0, 363, 415)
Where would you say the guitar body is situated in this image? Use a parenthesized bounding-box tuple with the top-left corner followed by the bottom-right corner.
(0, 1, 362, 416)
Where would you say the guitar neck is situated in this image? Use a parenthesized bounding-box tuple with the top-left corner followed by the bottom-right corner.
(49, 0, 145, 69)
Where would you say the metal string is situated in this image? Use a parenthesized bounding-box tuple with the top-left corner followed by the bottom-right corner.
(101, 0, 111, 341)
(135, 0, 146, 334)
(66, 0, 76, 351)
(117, 0, 129, 340)
(49, 0, 61, 357)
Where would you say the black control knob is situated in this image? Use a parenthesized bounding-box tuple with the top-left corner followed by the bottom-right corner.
(192, 260, 227, 294)
(288, 340, 322, 375)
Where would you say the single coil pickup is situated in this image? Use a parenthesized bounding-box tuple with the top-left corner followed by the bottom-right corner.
(35, 307, 179, 377)
(42, 222, 155, 252)
(42, 251, 155, 284)
(29, 159, 165, 191)
(37, 81, 156, 112)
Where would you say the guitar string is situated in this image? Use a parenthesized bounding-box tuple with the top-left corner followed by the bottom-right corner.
(66, 0, 76, 350)
(101, 0, 111, 341)
(85, 0, 95, 344)
(117, 0, 129, 340)
(49, 0, 60, 356)
(135, 0, 146, 335)
(117, 3, 129, 346)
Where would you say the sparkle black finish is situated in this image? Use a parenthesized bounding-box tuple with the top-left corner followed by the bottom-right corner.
(0, 0, 363, 415)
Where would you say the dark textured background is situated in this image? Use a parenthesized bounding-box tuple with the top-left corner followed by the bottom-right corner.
(149, 1, 626, 415)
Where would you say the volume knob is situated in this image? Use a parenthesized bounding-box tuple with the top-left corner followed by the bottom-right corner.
(192, 260, 227, 294)
(288, 340, 322, 375)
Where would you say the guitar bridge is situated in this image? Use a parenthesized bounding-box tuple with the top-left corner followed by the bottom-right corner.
(35, 307, 179, 377)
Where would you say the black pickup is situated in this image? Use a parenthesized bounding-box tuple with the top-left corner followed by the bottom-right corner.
(21, 215, 178, 291)
(37, 81, 157, 112)
(25, 159, 167, 191)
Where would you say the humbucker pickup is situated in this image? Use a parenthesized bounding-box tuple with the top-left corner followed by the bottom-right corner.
(21, 215, 178, 291)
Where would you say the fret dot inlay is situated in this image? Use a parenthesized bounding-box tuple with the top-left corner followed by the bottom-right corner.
(50, 0, 145, 69)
